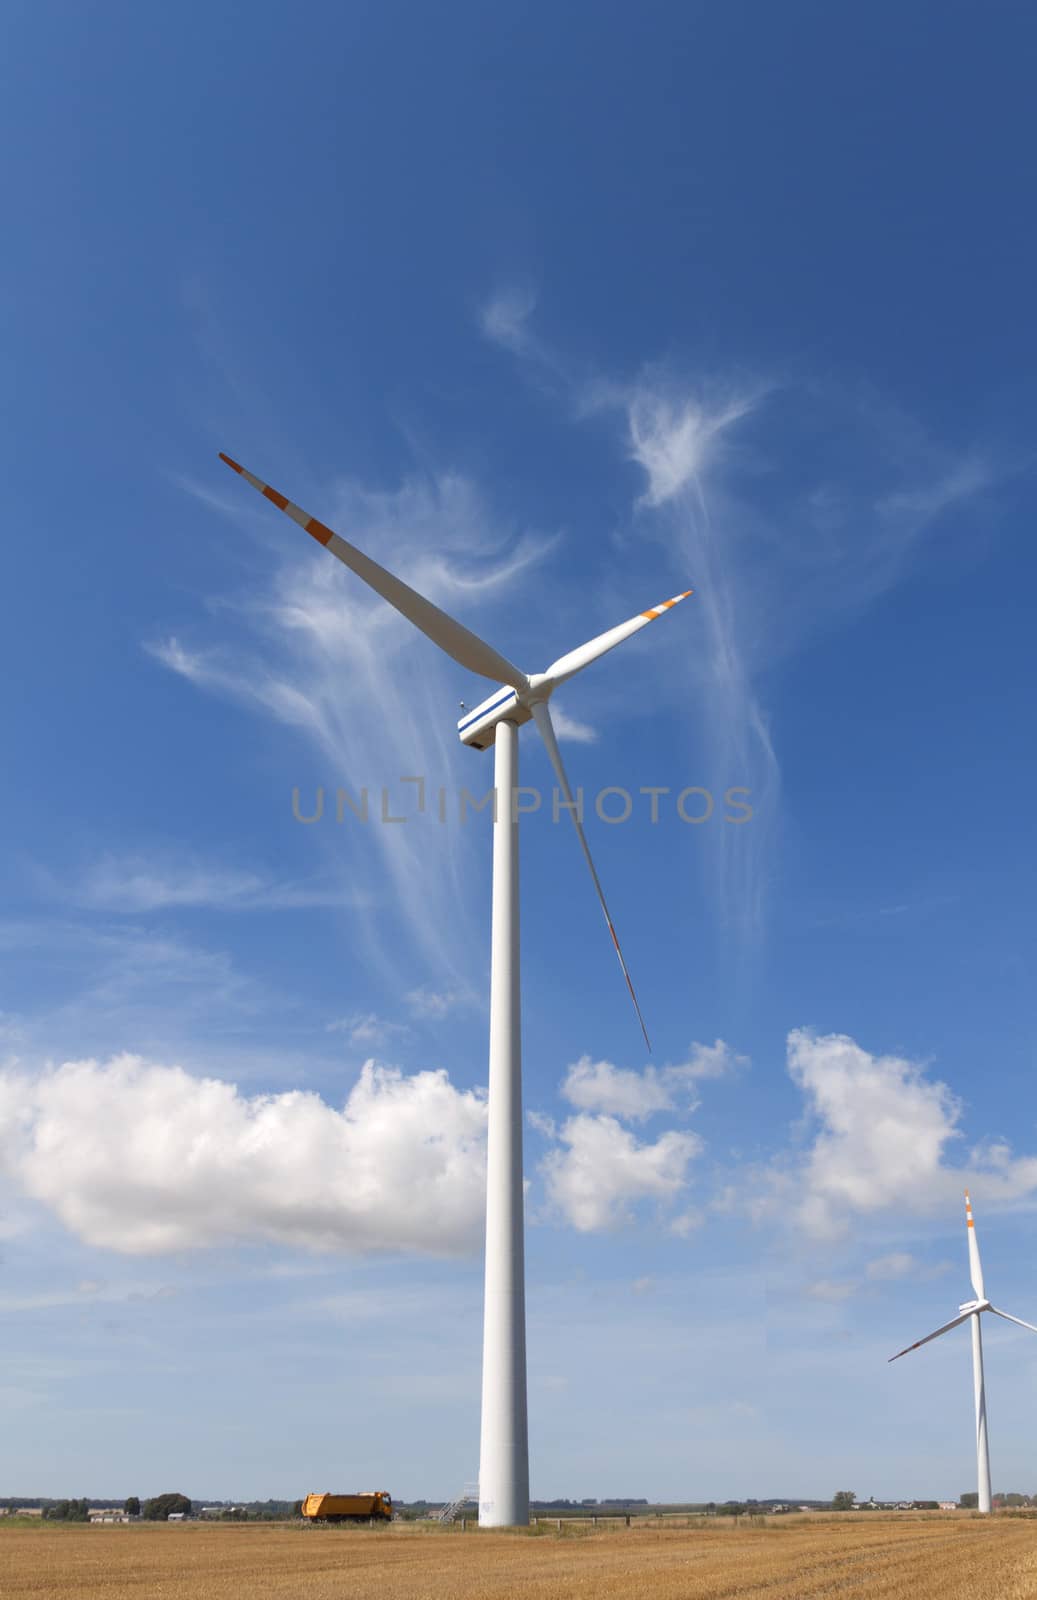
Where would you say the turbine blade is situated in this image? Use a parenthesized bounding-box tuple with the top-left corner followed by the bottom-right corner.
(988, 1307, 1037, 1335)
(530, 700, 650, 1051)
(965, 1189, 986, 1300)
(219, 454, 529, 693)
(540, 590, 693, 689)
(888, 1309, 973, 1363)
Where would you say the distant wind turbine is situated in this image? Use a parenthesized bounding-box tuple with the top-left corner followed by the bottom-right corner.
(219, 453, 693, 1526)
(889, 1190, 1037, 1513)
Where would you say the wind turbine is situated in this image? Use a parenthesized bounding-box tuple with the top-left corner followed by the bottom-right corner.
(218, 452, 692, 1526)
(889, 1190, 1037, 1513)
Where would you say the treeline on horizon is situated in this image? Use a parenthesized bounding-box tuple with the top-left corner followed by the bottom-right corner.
(0, 1496, 296, 1521)
(8, 1491, 1037, 1517)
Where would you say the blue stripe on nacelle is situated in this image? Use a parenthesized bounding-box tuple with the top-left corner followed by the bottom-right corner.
(457, 688, 516, 733)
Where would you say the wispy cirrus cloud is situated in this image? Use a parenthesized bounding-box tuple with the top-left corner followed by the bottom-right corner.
(46, 853, 367, 914)
(0, 918, 352, 1102)
(478, 290, 998, 935)
(866, 1251, 919, 1282)
(326, 1012, 410, 1047)
(795, 1252, 951, 1307)
(804, 1277, 858, 1303)
(152, 466, 556, 983)
(478, 283, 538, 355)
(549, 705, 597, 743)
(147, 636, 326, 736)
(616, 374, 782, 935)
(476, 295, 779, 930)
(404, 985, 472, 1020)
(0, 918, 272, 1055)
(626, 385, 760, 509)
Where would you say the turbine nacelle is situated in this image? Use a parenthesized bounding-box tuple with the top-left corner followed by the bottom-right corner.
(959, 1298, 991, 1315)
(457, 683, 532, 749)
(454, 671, 566, 751)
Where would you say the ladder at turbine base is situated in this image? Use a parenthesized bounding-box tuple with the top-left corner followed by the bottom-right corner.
(437, 1483, 479, 1523)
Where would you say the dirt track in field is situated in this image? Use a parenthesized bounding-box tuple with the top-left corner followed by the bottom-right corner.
(3, 1514, 1037, 1599)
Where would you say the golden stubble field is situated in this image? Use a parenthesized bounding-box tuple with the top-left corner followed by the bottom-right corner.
(3, 1514, 1037, 1600)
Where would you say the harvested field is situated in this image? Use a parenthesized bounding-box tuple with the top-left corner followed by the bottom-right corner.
(3, 1514, 1037, 1599)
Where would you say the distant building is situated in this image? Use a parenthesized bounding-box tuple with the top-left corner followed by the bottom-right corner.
(167, 1512, 186, 1522)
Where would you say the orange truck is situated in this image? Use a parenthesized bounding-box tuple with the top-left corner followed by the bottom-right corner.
(300, 1492, 393, 1523)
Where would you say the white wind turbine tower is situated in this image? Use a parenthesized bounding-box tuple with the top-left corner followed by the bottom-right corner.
(889, 1190, 1037, 1513)
(219, 453, 692, 1526)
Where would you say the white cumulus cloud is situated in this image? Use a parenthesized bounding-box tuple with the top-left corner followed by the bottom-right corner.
(788, 1027, 961, 1236)
(0, 1055, 488, 1257)
(561, 1057, 673, 1121)
(560, 1040, 744, 1121)
(763, 1029, 1037, 1239)
(539, 1113, 701, 1231)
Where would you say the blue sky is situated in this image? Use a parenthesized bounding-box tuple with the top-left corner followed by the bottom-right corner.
(2, 1, 1036, 1504)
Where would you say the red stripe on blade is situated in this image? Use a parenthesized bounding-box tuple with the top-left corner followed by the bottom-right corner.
(305, 517, 334, 547)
